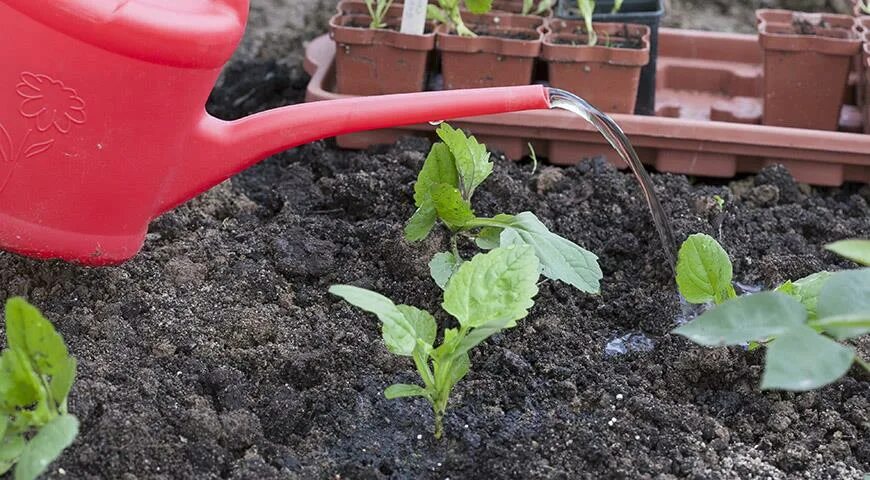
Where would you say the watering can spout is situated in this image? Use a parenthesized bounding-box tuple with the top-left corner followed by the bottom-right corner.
(158, 85, 551, 214)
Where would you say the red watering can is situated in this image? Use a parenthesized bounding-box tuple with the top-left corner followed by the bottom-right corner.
(0, 0, 550, 265)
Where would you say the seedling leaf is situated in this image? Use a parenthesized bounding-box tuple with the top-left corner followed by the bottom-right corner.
(5, 297, 70, 377)
(761, 326, 855, 391)
(497, 212, 602, 293)
(431, 183, 474, 230)
(673, 292, 806, 346)
(405, 203, 437, 242)
(775, 271, 831, 321)
(14, 414, 79, 480)
(413, 143, 459, 207)
(675, 233, 735, 304)
(442, 245, 539, 329)
(436, 124, 492, 199)
(429, 252, 462, 289)
(0, 349, 43, 409)
(396, 305, 437, 348)
(825, 239, 870, 266)
(385, 384, 430, 399)
(815, 269, 870, 340)
(464, 0, 494, 14)
(0, 435, 25, 475)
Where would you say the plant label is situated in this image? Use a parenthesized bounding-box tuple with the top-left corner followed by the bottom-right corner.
(400, 0, 427, 35)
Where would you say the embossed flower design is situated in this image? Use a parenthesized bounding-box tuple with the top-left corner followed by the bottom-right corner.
(16, 72, 86, 134)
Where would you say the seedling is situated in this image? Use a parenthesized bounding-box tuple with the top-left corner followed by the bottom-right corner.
(0, 298, 79, 480)
(858, 0, 870, 14)
(521, 0, 554, 15)
(674, 235, 870, 390)
(575, 0, 624, 46)
(331, 245, 541, 438)
(364, 0, 395, 29)
(406, 123, 602, 294)
(427, 0, 493, 37)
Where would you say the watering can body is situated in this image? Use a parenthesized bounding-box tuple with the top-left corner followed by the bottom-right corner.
(0, 0, 549, 265)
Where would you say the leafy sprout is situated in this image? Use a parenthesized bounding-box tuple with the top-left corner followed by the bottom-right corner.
(0, 298, 79, 480)
(364, 0, 395, 29)
(575, 0, 624, 46)
(674, 236, 870, 390)
(521, 0, 554, 15)
(427, 0, 493, 37)
(331, 245, 541, 438)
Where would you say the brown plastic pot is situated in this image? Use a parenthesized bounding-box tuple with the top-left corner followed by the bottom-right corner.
(437, 12, 544, 89)
(757, 10, 861, 130)
(329, 2, 436, 95)
(542, 21, 650, 114)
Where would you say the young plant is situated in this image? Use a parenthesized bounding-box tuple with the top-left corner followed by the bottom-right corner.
(331, 245, 540, 438)
(406, 123, 602, 295)
(1, 298, 79, 480)
(858, 0, 870, 14)
(575, 0, 624, 46)
(365, 0, 395, 29)
(427, 0, 493, 37)
(521, 0, 554, 15)
(674, 236, 870, 390)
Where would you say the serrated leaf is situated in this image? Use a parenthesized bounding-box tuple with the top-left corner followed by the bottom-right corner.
(14, 414, 79, 480)
(815, 269, 870, 340)
(775, 271, 832, 321)
(413, 143, 459, 207)
(405, 203, 437, 242)
(761, 326, 855, 391)
(436, 124, 492, 200)
(384, 384, 430, 399)
(442, 245, 539, 329)
(676, 234, 735, 305)
(5, 298, 69, 378)
(497, 212, 602, 293)
(464, 0, 493, 14)
(329, 285, 435, 356)
(673, 292, 806, 346)
(431, 183, 474, 230)
(825, 239, 870, 266)
(429, 252, 462, 290)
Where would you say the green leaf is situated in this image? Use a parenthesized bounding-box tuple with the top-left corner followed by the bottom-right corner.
(497, 212, 602, 294)
(0, 349, 44, 409)
(761, 326, 855, 391)
(463, 0, 493, 14)
(14, 414, 79, 480)
(329, 285, 435, 356)
(452, 317, 513, 358)
(384, 384, 430, 399)
(816, 269, 870, 340)
(810, 314, 870, 332)
(436, 124, 492, 200)
(426, 4, 450, 23)
(775, 271, 832, 321)
(825, 239, 870, 266)
(0, 434, 25, 475)
(49, 358, 76, 407)
(413, 143, 459, 207)
(447, 353, 470, 387)
(5, 298, 69, 377)
(405, 203, 437, 242)
(673, 292, 806, 346)
(475, 224, 502, 250)
(442, 245, 540, 329)
(429, 252, 462, 290)
(675, 234, 735, 305)
(0, 417, 7, 441)
(430, 183, 474, 230)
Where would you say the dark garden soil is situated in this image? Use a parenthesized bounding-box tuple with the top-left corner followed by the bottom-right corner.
(1, 0, 868, 479)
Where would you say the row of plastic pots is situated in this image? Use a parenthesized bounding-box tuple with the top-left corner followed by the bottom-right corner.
(330, 1, 652, 114)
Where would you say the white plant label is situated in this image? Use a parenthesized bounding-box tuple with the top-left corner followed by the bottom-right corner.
(400, 0, 428, 35)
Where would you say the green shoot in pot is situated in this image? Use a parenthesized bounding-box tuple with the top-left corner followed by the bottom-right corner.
(674, 236, 870, 391)
(365, 0, 395, 29)
(522, 0, 554, 15)
(331, 245, 541, 439)
(575, 0, 624, 46)
(428, 0, 493, 37)
(406, 123, 602, 294)
(0, 298, 79, 480)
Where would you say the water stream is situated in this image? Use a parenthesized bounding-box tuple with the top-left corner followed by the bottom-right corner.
(548, 88, 678, 272)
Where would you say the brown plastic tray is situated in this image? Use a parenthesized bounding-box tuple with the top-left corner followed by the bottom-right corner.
(304, 29, 870, 186)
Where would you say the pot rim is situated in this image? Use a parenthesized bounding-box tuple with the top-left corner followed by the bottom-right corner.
(756, 9, 861, 56)
(541, 21, 651, 65)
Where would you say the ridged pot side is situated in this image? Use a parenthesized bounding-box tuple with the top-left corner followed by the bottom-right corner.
(757, 9, 860, 130)
(542, 20, 650, 113)
(329, 3, 436, 95)
(437, 12, 544, 90)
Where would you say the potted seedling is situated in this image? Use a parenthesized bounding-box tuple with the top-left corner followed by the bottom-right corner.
(429, 0, 545, 89)
(542, 1, 650, 114)
(330, 0, 437, 95)
(490, 0, 555, 15)
(757, 10, 861, 130)
(555, 0, 663, 115)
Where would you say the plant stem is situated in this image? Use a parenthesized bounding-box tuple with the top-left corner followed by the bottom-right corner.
(450, 234, 461, 261)
(434, 411, 444, 439)
(857, 356, 870, 373)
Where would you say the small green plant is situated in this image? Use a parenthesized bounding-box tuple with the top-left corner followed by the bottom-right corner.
(364, 0, 395, 29)
(674, 235, 870, 390)
(427, 0, 493, 37)
(406, 123, 602, 294)
(521, 0, 555, 15)
(858, 0, 870, 14)
(1, 298, 79, 480)
(331, 245, 541, 438)
(575, 0, 623, 46)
